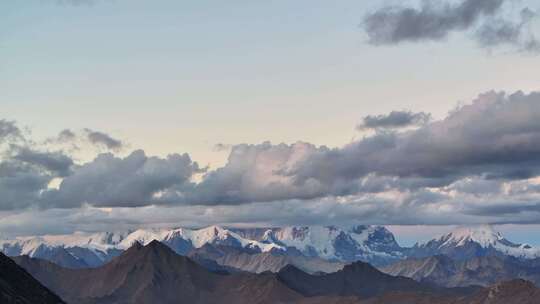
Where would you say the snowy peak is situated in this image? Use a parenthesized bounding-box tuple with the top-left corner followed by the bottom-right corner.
(116, 226, 284, 254)
(1, 224, 405, 268)
(437, 225, 504, 248)
(234, 225, 404, 265)
(412, 225, 540, 260)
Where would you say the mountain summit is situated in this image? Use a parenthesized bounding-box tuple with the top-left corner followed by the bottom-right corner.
(409, 225, 540, 260)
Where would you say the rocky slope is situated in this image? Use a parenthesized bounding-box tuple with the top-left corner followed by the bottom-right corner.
(382, 254, 540, 287)
(459, 279, 540, 304)
(0, 252, 64, 304)
(188, 243, 345, 274)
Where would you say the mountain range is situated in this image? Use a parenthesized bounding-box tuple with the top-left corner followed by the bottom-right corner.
(12, 240, 432, 304)
(2, 224, 538, 274)
(187, 243, 345, 274)
(0, 225, 407, 269)
(11, 240, 540, 304)
(408, 225, 540, 260)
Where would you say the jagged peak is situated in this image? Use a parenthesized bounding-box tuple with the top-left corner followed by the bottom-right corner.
(128, 240, 143, 250)
(278, 263, 306, 275)
(342, 260, 379, 273)
(122, 240, 178, 260)
(197, 225, 229, 237)
(146, 239, 164, 247)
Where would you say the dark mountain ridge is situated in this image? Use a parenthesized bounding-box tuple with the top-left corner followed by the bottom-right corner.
(188, 243, 345, 274)
(14, 240, 479, 304)
(382, 254, 540, 287)
(0, 252, 64, 304)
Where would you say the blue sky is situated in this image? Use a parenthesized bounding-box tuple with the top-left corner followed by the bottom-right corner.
(1, 0, 540, 244)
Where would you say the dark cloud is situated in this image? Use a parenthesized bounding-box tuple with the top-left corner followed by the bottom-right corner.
(292, 91, 540, 190)
(362, 0, 538, 54)
(0, 120, 75, 210)
(84, 129, 123, 151)
(0, 120, 23, 144)
(357, 110, 431, 130)
(42, 150, 203, 208)
(474, 8, 539, 52)
(0, 160, 52, 210)
(12, 147, 74, 177)
(363, 0, 505, 45)
(57, 129, 77, 142)
(466, 201, 540, 217)
(475, 19, 522, 46)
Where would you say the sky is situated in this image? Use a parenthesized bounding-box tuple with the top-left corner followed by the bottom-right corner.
(1, 0, 540, 245)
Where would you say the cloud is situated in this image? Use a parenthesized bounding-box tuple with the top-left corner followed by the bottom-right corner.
(0, 120, 23, 144)
(4, 89, 540, 229)
(11, 146, 74, 177)
(357, 111, 431, 130)
(45, 128, 123, 153)
(474, 8, 540, 52)
(363, 0, 505, 45)
(362, 0, 538, 53)
(292, 91, 540, 188)
(42, 150, 203, 208)
(0, 121, 75, 210)
(162, 90, 540, 215)
(0, 159, 54, 211)
(3, 186, 540, 237)
(84, 129, 123, 151)
(57, 129, 77, 143)
(181, 142, 327, 205)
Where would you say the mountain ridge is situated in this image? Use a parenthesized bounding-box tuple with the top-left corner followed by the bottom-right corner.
(3, 224, 539, 273)
(0, 252, 65, 304)
(381, 254, 540, 287)
(14, 240, 484, 304)
(408, 225, 540, 260)
(1, 224, 405, 268)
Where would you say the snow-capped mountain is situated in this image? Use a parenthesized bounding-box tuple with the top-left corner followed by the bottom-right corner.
(408, 225, 540, 260)
(116, 225, 283, 254)
(5, 224, 536, 271)
(0, 225, 404, 268)
(0, 231, 126, 268)
(232, 225, 404, 265)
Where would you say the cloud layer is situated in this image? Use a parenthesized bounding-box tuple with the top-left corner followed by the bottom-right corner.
(3, 90, 540, 232)
(43, 150, 202, 208)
